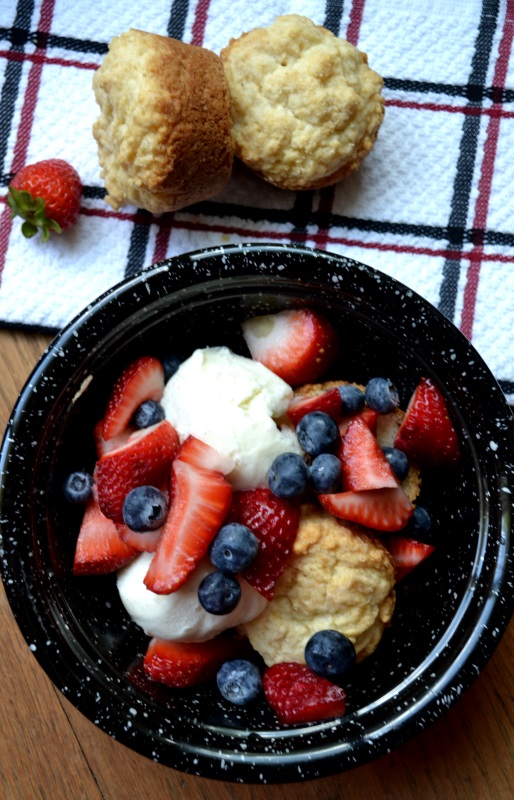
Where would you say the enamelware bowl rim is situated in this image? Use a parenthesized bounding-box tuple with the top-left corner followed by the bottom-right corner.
(1, 242, 513, 783)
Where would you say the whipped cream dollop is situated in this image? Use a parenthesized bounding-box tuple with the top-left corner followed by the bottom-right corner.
(117, 552, 267, 641)
(162, 346, 301, 490)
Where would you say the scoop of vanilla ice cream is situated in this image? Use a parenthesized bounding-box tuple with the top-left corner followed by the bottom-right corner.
(117, 551, 267, 641)
(162, 346, 301, 490)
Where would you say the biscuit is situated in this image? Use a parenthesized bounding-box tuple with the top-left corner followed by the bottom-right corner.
(220, 14, 384, 191)
(293, 380, 422, 502)
(93, 29, 234, 213)
(240, 504, 396, 666)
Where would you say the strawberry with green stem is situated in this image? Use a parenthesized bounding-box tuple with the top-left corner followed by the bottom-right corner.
(8, 158, 82, 242)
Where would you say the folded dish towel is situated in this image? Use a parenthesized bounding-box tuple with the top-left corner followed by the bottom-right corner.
(0, 0, 513, 403)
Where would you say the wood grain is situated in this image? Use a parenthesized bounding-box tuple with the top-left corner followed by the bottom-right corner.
(0, 329, 512, 800)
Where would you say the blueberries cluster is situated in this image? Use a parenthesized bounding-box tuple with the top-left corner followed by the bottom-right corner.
(216, 628, 357, 708)
(198, 522, 259, 615)
(269, 411, 343, 499)
(269, 377, 408, 500)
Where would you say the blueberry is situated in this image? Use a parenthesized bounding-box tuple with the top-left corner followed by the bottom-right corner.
(304, 629, 356, 680)
(122, 485, 168, 531)
(198, 571, 241, 615)
(309, 453, 341, 493)
(210, 523, 259, 574)
(382, 446, 409, 481)
(132, 399, 165, 429)
(408, 505, 432, 537)
(162, 354, 186, 382)
(63, 470, 94, 504)
(268, 452, 309, 498)
(365, 377, 400, 414)
(296, 411, 340, 457)
(338, 384, 365, 415)
(216, 659, 262, 706)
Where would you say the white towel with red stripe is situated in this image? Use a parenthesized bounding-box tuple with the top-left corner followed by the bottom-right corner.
(0, 0, 513, 403)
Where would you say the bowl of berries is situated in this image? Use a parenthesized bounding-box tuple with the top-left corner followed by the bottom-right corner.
(0, 243, 513, 783)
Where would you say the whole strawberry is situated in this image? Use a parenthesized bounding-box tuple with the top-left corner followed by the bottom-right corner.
(8, 158, 82, 242)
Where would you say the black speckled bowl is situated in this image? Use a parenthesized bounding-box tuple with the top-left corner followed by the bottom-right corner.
(1, 243, 513, 783)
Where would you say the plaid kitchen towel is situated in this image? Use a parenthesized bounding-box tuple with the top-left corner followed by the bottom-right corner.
(0, 0, 514, 403)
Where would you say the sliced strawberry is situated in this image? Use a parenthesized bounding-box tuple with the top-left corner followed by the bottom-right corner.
(144, 459, 232, 594)
(73, 498, 138, 575)
(394, 377, 461, 467)
(94, 418, 134, 458)
(143, 635, 252, 688)
(116, 523, 162, 553)
(386, 535, 435, 581)
(102, 356, 165, 441)
(176, 434, 235, 475)
(318, 486, 413, 532)
(242, 308, 340, 387)
(339, 416, 398, 492)
(263, 662, 346, 724)
(96, 420, 179, 522)
(338, 406, 379, 437)
(225, 488, 300, 600)
(287, 387, 342, 426)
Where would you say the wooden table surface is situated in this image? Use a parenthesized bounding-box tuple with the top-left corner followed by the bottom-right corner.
(0, 328, 513, 800)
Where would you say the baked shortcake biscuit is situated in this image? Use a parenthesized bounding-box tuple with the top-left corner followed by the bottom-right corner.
(240, 504, 396, 666)
(220, 14, 384, 190)
(93, 29, 234, 213)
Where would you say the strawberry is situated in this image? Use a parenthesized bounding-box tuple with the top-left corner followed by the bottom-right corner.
(144, 458, 232, 594)
(102, 356, 165, 441)
(242, 309, 340, 387)
(116, 523, 162, 553)
(386, 535, 435, 581)
(8, 158, 82, 242)
(94, 419, 133, 458)
(287, 387, 342, 426)
(394, 377, 461, 467)
(73, 497, 138, 575)
(339, 416, 398, 492)
(96, 420, 179, 522)
(338, 406, 379, 437)
(263, 662, 346, 724)
(225, 488, 300, 600)
(176, 434, 235, 475)
(143, 635, 252, 688)
(318, 486, 413, 532)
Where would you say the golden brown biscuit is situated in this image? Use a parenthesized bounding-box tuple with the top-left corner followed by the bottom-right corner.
(240, 504, 396, 666)
(292, 380, 421, 502)
(93, 29, 234, 213)
(220, 14, 384, 191)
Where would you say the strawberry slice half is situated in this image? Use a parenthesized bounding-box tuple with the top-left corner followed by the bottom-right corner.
(176, 434, 235, 475)
(116, 523, 162, 553)
(338, 406, 379, 437)
(102, 356, 165, 440)
(319, 486, 414, 532)
(225, 488, 300, 600)
(94, 418, 134, 458)
(96, 420, 179, 523)
(242, 308, 340, 387)
(339, 416, 399, 492)
(386, 535, 436, 581)
(263, 662, 346, 724)
(143, 635, 252, 688)
(287, 387, 342, 426)
(144, 459, 233, 594)
(73, 498, 138, 575)
(394, 377, 461, 467)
